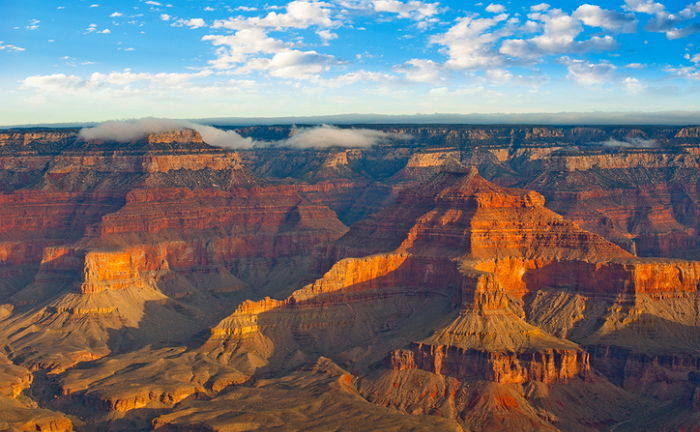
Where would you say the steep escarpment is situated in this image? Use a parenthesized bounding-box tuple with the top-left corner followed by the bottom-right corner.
(193, 168, 697, 430)
(0, 130, 348, 376)
(237, 125, 700, 259)
(0, 126, 698, 431)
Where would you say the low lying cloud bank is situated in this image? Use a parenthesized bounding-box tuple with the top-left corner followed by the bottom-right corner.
(78, 118, 407, 149)
(283, 125, 407, 148)
(78, 118, 254, 149)
(600, 137, 658, 148)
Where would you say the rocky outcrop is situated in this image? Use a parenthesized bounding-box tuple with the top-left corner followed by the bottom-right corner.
(152, 357, 461, 432)
(0, 353, 73, 431)
(0, 126, 698, 431)
(204, 252, 462, 374)
(388, 345, 589, 384)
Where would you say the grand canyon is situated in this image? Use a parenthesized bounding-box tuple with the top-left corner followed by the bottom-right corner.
(0, 124, 697, 431)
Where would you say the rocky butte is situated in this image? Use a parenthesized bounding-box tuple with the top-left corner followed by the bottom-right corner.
(0, 125, 698, 431)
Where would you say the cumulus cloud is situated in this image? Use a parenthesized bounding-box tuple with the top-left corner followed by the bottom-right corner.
(500, 8, 616, 59)
(202, 19, 338, 79)
(78, 119, 406, 149)
(212, 1, 335, 30)
(237, 49, 338, 79)
(282, 125, 408, 148)
(485, 3, 505, 13)
(572, 4, 637, 32)
(395, 58, 442, 82)
(431, 13, 510, 69)
(371, 0, 440, 21)
(316, 29, 338, 44)
(559, 56, 616, 85)
(86, 23, 111, 34)
(202, 29, 289, 68)
(623, 0, 665, 14)
(625, 0, 700, 39)
(622, 76, 645, 93)
(172, 18, 207, 29)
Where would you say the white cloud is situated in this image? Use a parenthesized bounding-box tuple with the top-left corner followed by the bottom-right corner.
(623, 0, 665, 14)
(666, 65, 700, 80)
(79, 118, 255, 148)
(685, 53, 700, 64)
(202, 29, 289, 68)
(213, 1, 335, 30)
(531, 3, 550, 11)
(485, 67, 513, 83)
(85, 23, 111, 34)
(77, 119, 404, 149)
(679, 2, 700, 19)
(160, 14, 171, 21)
(485, 3, 505, 13)
(26, 19, 40, 30)
(371, 0, 440, 20)
(21, 74, 85, 91)
(625, 62, 646, 68)
(626, 0, 700, 39)
(283, 125, 407, 148)
(0, 41, 25, 52)
(500, 8, 616, 59)
(559, 56, 616, 85)
(237, 49, 337, 79)
(173, 18, 207, 29)
(89, 4, 99, 8)
(236, 6, 258, 12)
(145, 1, 162, 6)
(21, 70, 213, 93)
(396, 58, 442, 82)
(431, 14, 509, 69)
(317, 29, 338, 44)
(204, 6, 215, 12)
(110, 12, 123, 17)
(622, 76, 645, 93)
(573, 4, 637, 32)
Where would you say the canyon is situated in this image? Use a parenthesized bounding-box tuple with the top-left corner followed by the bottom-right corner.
(0, 125, 698, 431)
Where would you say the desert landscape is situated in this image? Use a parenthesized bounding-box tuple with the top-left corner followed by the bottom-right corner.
(3, 0, 700, 429)
(0, 124, 697, 431)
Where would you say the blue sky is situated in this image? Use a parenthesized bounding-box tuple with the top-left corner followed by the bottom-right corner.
(1, 0, 699, 125)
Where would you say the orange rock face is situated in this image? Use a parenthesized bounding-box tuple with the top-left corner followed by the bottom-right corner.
(0, 127, 698, 431)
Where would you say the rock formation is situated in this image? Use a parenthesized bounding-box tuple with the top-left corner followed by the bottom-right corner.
(0, 126, 697, 431)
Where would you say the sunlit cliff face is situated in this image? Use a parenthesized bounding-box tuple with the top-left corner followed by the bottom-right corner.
(0, 125, 699, 432)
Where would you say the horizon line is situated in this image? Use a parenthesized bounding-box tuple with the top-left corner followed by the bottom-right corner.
(2, 111, 700, 129)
